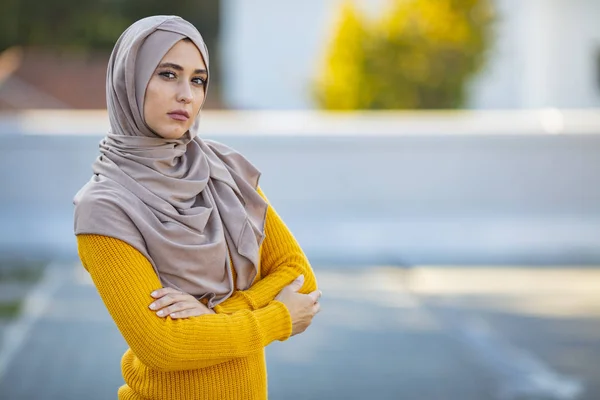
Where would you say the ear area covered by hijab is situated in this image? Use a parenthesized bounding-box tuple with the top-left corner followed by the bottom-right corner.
(73, 16, 268, 308)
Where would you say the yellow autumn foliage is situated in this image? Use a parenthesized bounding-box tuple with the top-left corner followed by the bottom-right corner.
(315, 0, 494, 109)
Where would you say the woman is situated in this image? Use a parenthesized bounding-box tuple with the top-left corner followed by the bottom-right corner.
(73, 15, 321, 400)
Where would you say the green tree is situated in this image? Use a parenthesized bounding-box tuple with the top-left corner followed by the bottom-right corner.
(315, 0, 494, 109)
(0, 0, 220, 53)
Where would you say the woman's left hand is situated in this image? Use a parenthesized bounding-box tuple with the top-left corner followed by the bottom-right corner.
(149, 287, 215, 319)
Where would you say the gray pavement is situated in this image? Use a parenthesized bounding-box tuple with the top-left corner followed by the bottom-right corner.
(0, 263, 599, 400)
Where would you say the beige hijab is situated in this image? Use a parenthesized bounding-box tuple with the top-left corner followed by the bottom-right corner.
(73, 16, 268, 308)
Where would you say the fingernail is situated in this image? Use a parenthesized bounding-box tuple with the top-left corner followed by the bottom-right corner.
(151, 291, 158, 297)
(157, 310, 164, 316)
(149, 303, 156, 310)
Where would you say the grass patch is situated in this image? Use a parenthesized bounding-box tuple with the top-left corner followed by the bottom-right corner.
(0, 260, 46, 320)
(0, 300, 23, 318)
(0, 260, 46, 283)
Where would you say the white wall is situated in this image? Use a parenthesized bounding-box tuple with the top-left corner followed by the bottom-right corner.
(541, 0, 600, 108)
(220, 0, 387, 110)
(221, 0, 333, 109)
(472, 0, 600, 109)
(467, 0, 524, 109)
(222, 0, 600, 110)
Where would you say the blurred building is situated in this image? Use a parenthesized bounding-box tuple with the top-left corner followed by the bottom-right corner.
(0, 47, 223, 111)
(221, 0, 600, 110)
(0, 47, 108, 110)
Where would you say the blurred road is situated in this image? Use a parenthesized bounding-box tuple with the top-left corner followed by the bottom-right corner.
(0, 262, 599, 400)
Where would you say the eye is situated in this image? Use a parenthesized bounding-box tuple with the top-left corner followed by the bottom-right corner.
(192, 77, 207, 86)
(159, 71, 176, 79)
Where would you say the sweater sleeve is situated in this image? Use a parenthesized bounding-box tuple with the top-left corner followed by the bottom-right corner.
(215, 186, 318, 314)
(76, 234, 292, 372)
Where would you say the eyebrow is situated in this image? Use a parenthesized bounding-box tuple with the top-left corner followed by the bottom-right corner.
(157, 62, 207, 75)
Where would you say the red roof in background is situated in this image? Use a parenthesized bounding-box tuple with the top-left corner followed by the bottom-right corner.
(0, 47, 223, 110)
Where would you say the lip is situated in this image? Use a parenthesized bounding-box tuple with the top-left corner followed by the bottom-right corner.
(167, 110, 190, 121)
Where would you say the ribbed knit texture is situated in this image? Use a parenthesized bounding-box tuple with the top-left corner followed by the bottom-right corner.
(76, 187, 317, 400)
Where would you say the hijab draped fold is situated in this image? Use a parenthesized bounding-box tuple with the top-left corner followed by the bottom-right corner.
(73, 16, 268, 308)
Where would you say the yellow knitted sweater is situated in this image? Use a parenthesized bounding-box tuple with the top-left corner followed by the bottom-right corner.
(76, 187, 318, 400)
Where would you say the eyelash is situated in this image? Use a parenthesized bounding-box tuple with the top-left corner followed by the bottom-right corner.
(158, 70, 206, 86)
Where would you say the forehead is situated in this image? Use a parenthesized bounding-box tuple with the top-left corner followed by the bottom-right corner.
(159, 40, 206, 69)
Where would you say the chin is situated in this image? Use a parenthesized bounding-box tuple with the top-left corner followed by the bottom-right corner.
(161, 131, 187, 140)
(155, 125, 188, 140)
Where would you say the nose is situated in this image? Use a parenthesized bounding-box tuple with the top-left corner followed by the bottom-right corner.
(176, 83, 193, 104)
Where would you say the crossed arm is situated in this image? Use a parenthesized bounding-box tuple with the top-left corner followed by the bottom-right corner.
(215, 186, 318, 313)
(148, 186, 318, 316)
(76, 186, 318, 371)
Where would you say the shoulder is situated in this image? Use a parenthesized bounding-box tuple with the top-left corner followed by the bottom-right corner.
(256, 185, 268, 202)
(73, 178, 140, 239)
(74, 179, 131, 223)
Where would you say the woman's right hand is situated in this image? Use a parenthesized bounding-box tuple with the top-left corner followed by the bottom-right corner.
(274, 275, 321, 336)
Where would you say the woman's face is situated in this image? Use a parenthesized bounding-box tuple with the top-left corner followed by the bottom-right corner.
(144, 39, 208, 139)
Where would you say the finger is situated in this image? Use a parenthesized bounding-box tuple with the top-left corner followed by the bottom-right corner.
(287, 274, 305, 292)
(149, 293, 186, 311)
(307, 289, 320, 303)
(155, 301, 196, 317)
(150, 287, 180, 298)
(170, 307, 213, 319)
(312, 302, 321, 315)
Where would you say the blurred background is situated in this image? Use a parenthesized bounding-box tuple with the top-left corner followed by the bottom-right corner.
(1, 0, 600, 399)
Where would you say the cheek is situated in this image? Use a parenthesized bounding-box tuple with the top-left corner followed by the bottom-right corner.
(143, 85, 164, 126)
(192, 90, 206, 115)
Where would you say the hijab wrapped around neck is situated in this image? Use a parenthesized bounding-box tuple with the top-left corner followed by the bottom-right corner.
(73, 16, 268, 308)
